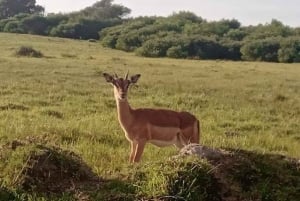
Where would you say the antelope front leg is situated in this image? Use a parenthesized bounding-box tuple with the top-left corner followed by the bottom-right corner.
(133, 140, 146, 163)
(129, 141, 137, 163)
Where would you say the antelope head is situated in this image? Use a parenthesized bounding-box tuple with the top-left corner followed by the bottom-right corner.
(103, 72, 141, 101)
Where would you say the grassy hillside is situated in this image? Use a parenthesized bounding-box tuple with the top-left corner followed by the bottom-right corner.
(0, 33, 299, 201)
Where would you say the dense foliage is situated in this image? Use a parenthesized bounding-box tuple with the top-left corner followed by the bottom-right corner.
(0, 0, 299, 62)
(0, 0, 44, 19)
(0, 0, 130, 39)
(100, 13, 300, 63)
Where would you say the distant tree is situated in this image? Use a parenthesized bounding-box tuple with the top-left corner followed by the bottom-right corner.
(0, 0, 44, 20)
(241, 38, 280, 62)
(167, 45, 188, 58)
(295, 28, 300, 36)
(187, 36, 224, 59)
(3, 20, 24, 33)
(220, 40, 242, 60)
(225, 29, 246, 41)
(278, 37, 300, 63)
(115, 33, 142, 51)
(198, 19, 241, 37)
(46, 14, 68, 27)
(21, 15, 49, 35)
(245, 19, 293, 40)
(0, 18, 11, 31)
(136, 36, 177, 57)
(71, 0, 131, 21)
(169, 11, 203, 24)
(49, 23, 79, 38)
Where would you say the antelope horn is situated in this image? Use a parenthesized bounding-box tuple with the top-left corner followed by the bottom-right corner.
(114, 72, 118, 78)
(125, 70, 129, 80)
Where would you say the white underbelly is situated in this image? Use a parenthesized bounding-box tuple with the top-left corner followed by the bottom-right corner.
(148, 126, 181, 147)
(149, 138, 177, 147)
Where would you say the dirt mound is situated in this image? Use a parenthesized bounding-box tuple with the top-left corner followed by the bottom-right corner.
(175, 144, 300, 201)
(15, 46, 43, 58)
(20, 145, 100, 194)
(0, 140, 104, 200)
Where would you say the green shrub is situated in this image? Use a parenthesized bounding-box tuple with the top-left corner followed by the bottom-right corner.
(0, 19, 13, 31)
(278, 37, 300, 63)
(134, 158, 221, 201)
(241, 38, 280, 62)
(3, 21, 24, 33)
(166, 45, 188, 58)
(21, 15, 49, 35)
(188, 36, 224, 59)
(101, 34, 118, 48)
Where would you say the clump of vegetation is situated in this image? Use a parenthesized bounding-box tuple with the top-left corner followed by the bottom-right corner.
(0, 142, 102, 201)
(133, 157, 222, 201)
(15, 46, 43, 58)
(0, 0, 130, 39)
(133, 150, 300, 201)
(41, 109, 64, 119)
(0, 103, 29, 111)
(1, 142, 299, 201)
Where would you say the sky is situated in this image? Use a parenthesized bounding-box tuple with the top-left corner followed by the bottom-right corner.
(36, 0, 300, 27)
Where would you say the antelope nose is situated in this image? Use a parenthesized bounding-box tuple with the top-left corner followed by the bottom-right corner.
(121, 94, 126, 99)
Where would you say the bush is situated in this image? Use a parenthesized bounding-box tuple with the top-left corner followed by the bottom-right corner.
(101, 34, 118, 48)
(188, 36, 224, 59)
(0, 19, 12, 31)
(21, 15, 49, 35)
(49, 23, 78, 38)
(225, 29, 247, 41)
(220, 40, 242, 60)
(3, 21, 24, 33)
(241, 38, 280, 62)
(134, 158, 221, 201)
(15, 46, 43, 58)
(136, 37, 174, 57)
(166, 45, 188, 58)
(115, 33, 142, 51)
(278, 37, 300, 63)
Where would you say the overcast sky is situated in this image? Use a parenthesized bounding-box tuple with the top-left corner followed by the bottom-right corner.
(36, 0, 300, 27)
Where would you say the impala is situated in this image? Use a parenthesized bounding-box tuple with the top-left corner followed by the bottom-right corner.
(103, 72, 200, 163)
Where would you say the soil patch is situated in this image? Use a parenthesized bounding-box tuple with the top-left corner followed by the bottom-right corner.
(20, 145, 101, 194)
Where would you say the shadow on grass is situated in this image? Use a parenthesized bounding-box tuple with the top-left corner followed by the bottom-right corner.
(2, 141, 299, 201)
(1, 143, 136, 201)
(0, 187, 17, 201)
(220, 149, 300, 201)
(136, 147, 300, 201)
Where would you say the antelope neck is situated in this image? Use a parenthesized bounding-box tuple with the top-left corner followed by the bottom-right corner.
(115, 94, 133, 129)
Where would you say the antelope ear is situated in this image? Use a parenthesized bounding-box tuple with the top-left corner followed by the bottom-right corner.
(103, 73, 114, 83)
(130, 74, 141, 84)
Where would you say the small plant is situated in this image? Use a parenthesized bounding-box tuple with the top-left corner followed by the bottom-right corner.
(274, 94, 288, 102)
(15, 46, 43, 58)
(61, 53, 77, 58)
(41, 109, 64, 119)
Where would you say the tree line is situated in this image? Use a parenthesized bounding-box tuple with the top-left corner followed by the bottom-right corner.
(0, 0, 130, 39)
(1, 0, 299, 63)
(100, 13, 300, 63)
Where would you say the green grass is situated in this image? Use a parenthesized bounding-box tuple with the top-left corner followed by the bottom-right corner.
(0, 33, 299, 200)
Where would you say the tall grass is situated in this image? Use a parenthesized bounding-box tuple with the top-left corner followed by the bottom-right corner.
(0, 33, 299, 200)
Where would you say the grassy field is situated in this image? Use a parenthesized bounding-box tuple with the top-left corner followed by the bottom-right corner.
(0, 33, 299, 201)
